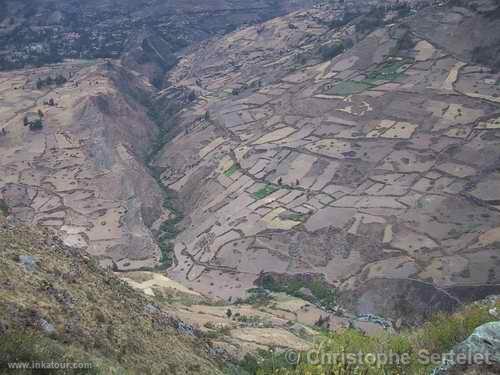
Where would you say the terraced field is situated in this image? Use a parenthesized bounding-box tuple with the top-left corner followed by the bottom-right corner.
(0, 61, 165, 271)
(153, 3, 500, 322)
(1, 0, 500, 329)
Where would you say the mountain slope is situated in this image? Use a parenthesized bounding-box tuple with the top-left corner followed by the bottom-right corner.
(1, 1, 500, 374)
(0, 60, 169, 272)
(0, 0, 316, 74)
(151, 0, 500, 324)
(0, 216, 223, 374)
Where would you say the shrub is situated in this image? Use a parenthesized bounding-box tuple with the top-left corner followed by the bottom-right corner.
(0, 199, 8, 216)
(238, 288, 273, 306)
(255, 300, 500, 374)
(0, 331, 99, 374)
(319, 43, 345, 61)
(29, 119, 43, 131)
(415, 304, 493, 354)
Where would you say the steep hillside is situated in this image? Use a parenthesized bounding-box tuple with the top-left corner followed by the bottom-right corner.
(1, 1, 500, 374)
(0, 0, 316, 74)
(0, 216, 222, 374)
(0, 0, 498, 331)
(0, 0, 434, 85)
(1, 216, 499, 374)
(152, 0, 500, 324)
(0, 60, 165, 271)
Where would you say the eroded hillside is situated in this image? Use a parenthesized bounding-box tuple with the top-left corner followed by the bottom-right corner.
(0, 60, 166, 271)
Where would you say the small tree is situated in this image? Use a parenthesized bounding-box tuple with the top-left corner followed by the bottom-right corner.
(319, 42, 345, 61)
(37, 109, 44, 118)
(29, 119, 43, 131)
(226, 308, 233, 319)
(54, 74, 67, 86)
(0, 199, 9, 216)
(186, 90, 196, 102)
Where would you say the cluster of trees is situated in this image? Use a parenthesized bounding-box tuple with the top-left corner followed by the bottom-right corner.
(355, 7, 386, 34)
(354, 3, 415, 36)
(23, 114, 43, 131)
(328, 2, 410, 31)
(328, 11, 360, 29)
(319, 39, 353, 61)
(0, 38, 63, 71)
(259, 274, 337, 311)
(472, 46, 500, 73)
(36, 74, 67, 90)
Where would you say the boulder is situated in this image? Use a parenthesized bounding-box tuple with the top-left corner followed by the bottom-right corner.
(38, 319, 56, 334)
(433, 321, 500, 374)
(17, 255, 40, 272)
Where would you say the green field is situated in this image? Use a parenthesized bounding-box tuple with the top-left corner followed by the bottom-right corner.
(363, 59, 412, 85)
(327, 80, 372, 96)
(286, 212, 306, 222)
(224, 163, 239, 177)
(254, 185, 279, 199)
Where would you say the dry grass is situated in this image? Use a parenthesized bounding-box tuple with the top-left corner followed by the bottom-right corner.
(0, 219, 222, 375)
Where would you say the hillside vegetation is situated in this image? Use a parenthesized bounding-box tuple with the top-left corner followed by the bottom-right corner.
(0, 217, 222, 375)
(0, 213, 499, 375)
(253, 301, 500, 374)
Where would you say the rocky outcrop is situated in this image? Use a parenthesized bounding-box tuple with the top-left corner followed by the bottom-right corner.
(340, 278, 462, 326)
(433, 321, 500, 375)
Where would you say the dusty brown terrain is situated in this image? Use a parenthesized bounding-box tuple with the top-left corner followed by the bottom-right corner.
(4, 2, 500, 373)
(152, 2, 500, 322)
(119, 271, 385, 357)
(2, 0, 500, 330)
(0, 60, 166, 270)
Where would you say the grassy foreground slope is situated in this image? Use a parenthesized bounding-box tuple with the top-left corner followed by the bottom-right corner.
(254, 301, 500, 374)
(0, 210, 499, 375)
(0, 216, 222, 375)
